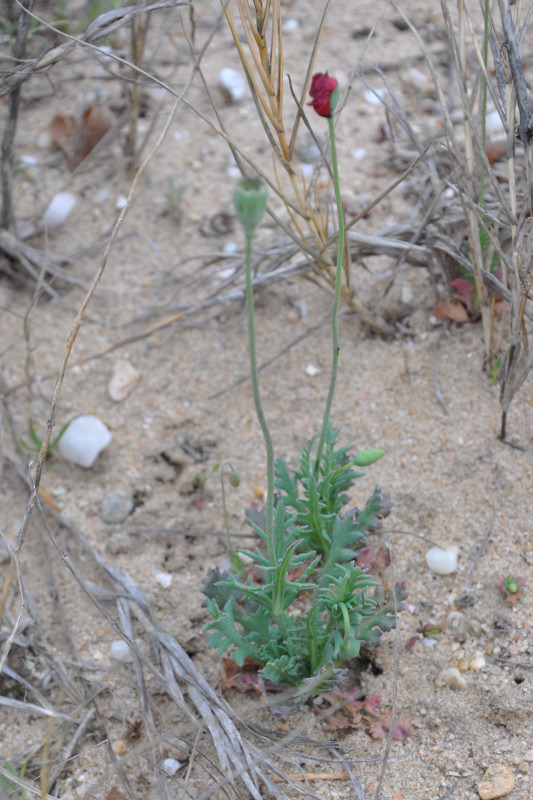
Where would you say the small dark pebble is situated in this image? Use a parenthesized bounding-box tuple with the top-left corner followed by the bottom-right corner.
(352, 26, 373, 39)
(493, 613, 511, 634)
(391, 17, 409, 31)
(454, 592, 476, 608)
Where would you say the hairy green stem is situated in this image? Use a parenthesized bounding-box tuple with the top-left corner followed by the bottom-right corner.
(244, 233, 275, 565)
(315, 115, 345, 473)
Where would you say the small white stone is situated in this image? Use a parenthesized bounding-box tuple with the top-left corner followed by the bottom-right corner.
(41, 192, 77, 231)
(364, 88, 385, 106)
(108, 360, 140, 402)
(219, 68, 246, 102)
(115, 195, 128, 210)
(282, 18, 299, 32)
(57, 415, 111, 468)
(435, 667, 467, 689)
(223, 242, 238, 255)
(352, 148, 366, 160)
(485, 109, 505, 134)
(305, 364, 321, 377)
(478, 763, 515, 799)
(426, 545, 459, 575)
(406, 67, 432, 95)
(93, 187, 108, 204)
(469, 655, 486, 672)
(401, 285, 413, 304)
(217, 267, 236, 280)
(155, 571, 173, 588)
(162, 758, 183, 776)
(20, 155, 37, 166)
(110, 640, 133, 662)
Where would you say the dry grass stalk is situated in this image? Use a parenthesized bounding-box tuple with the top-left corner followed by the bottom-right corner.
(219, 0, 389, 324)
(387, 0, 533, 437)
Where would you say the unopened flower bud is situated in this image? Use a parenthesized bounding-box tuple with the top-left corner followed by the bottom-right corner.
(229, 470, 240, 488)
(353, 449, 385, 467)
(309, 72, 339, 118)
(233, 178, 268, 237)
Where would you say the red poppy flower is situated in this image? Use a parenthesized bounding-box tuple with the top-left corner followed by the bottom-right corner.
(309, 72, 339, 118)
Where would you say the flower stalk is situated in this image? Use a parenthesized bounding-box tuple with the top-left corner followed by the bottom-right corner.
(234, 179, 276, 563)
(314, 104, 345, 472)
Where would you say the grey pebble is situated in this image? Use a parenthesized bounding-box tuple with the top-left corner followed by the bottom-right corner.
(100, 492, 133, 524)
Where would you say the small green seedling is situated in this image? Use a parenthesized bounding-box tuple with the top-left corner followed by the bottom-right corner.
(20, 419, 70, 456)
(1, 760, 29, 800)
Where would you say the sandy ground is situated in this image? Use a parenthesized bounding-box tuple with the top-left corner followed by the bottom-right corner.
(1, 1, 532, 799)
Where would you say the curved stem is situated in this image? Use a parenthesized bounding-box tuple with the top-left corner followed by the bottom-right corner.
(314, 115, 345, 473)
(244, 234, 275, 564)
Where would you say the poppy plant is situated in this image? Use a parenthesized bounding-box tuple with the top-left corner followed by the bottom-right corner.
(308, 72, 339, 118)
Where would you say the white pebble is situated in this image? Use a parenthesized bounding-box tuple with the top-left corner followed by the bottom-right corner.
(217, 267, 236, 280)
(20, 155, 37, 166)
(227, 165, 241, 179)
(93, 187, 108, 204)
(115, 195, 128, 210)
(352, 148, 366, 160)
(485, 109, 505, 134)
(155, 571, 173, 588)
(219, 68, 246, 102)
(223, 242, 238, 255)
(110, 640, 133, 662)
(469, 655, 486, 671)
(435, 667, 467, 689)
(57, 415, 111, 468)
(41, 192, 77, 231)
(401, 285, 413, 304)
(364, 88, 385, 106)
(282, 18, 299, 32)
(108, 359, 140, 402)
(426, 545, 459, 575)
(406, 67, 432, 95)
(305, 364, 321, 377)
(162, 758, 183, 776)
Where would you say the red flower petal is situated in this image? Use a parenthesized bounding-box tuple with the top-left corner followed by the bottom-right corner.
(309, 72, 338, 118)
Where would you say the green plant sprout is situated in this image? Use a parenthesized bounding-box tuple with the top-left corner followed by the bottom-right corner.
(204, 74, 403, 701)
(20, 419, 70, 456)
(1, 760, 28, 800)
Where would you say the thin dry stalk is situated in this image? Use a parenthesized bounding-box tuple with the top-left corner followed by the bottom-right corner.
(219, 0, 377, 315)
(124, 5, 150, 173)
(0, 95, 182, 627)
(0, 0, 35, 232)
(391, 0, 533, 436)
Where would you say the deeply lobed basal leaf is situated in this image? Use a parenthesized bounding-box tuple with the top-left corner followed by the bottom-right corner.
(275, 425, 386, 560)
(203, 425, 400, 701)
